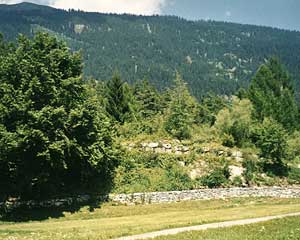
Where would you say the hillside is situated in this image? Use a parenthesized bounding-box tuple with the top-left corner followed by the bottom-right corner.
(1, 2, 300, 98)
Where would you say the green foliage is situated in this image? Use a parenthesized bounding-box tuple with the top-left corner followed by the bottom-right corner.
(1, 9, 300, 199)
(196, 93, 228, 126)
(221, 133, 235, 148)
(0, 33, 119, 200)
(134, 79, 162, 119)
(215, 97, 254, 147)
(105, 73, 133, 123)
(164, 73, 198, 140)
(248, 58, 299, 131)
(242, 159, 258, 185)
(199, 163, 230, 188)
(286, 131, 300, 162)
(287, 167, 300, 184)
(251, 118, 288, 176)
(113, 151, 194, 193)
(2, 3, 300, 99)
(231, 176, 243, 187)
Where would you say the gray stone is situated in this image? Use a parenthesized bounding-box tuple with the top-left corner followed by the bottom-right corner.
(163, 144, 172, 149)
(141, 143, 148, 148)
(110, 187, 300, 205)
(229, 166, 245, 181)
(232, 151, 243, 158)
(178, 161, 185, 167)
(182, 147, 190, 152)
(148, 142, 159, 148)
(203, 147, 210, 153)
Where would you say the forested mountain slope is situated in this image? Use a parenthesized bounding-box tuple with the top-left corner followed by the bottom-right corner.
(1, 2, 300, 98)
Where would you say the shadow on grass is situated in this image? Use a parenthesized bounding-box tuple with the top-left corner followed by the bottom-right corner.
(0, 195, 107, 222)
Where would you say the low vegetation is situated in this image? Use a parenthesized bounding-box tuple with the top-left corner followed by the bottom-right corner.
(153, 216, 300, 240)
(0, 198, 300, 240)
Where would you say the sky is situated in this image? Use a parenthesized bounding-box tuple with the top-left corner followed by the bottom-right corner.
(0, 0, 299, 31)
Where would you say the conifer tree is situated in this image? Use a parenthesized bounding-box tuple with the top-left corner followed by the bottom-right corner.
(105, 73, 131, 123)
(134, 79, 161, 118)
(164, 73, 197, 140)
(248, 58, 298, 130)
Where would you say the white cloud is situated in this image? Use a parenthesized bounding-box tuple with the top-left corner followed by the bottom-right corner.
(52, 0, 168, 15)
(0, 0, 21, 3)
(0, 0, 168, 15)
(0, 0, 53, 4)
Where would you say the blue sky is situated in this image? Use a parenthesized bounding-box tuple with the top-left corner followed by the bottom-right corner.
(1, 0, 299, 31)
(164, 0, 300, 31)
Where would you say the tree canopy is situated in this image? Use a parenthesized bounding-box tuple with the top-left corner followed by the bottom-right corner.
(0, 33, 119, 200)
(248, 58, 299, 130)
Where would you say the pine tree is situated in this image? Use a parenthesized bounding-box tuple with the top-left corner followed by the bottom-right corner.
(196, 93, 228, 126)
(105, 73, 131, 123)
(134, 79, 161, 118)
(164, 72, 197, 140)
(248, 58, 298, 130)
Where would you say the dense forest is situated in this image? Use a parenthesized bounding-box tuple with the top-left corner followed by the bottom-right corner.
(1, 32, 300, 205)
(1, 2, 300, 99)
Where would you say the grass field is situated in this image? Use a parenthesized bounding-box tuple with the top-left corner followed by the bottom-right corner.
(153, 216, 300, 240)
(0, 198, 300, 240)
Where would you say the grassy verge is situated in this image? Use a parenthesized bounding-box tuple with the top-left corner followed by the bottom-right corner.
(153, 215, 300, 240)
(0, 198, 300, 240)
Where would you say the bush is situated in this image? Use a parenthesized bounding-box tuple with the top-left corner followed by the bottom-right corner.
(222, 133, 235, 147)
(215, 97, 253, 147)
(288, 168, 300, 184)
(231, 176, 243, 187)
(287, 131, 300, 162)
(242, 159, 258, 185)
(164, 164, 194, 191)
(199, 164, 230, 188)
(113, 151, 194, 193)
(250, 118, 288, 176)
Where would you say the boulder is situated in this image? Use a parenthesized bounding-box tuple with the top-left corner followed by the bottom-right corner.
(148, 142, 159, 148)
(203, 147, 210, 153)
(229, 166, 245, 181)
(162, 143, 172, 149)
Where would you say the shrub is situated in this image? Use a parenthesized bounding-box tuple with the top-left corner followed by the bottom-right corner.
(231, 176, 243, 187)
(250, 118, 288, 176)
(215, 97, 253, 147)
(199, 164, 230, 188)
(242, 159, 258, 185)
(222, 133, 235, 147)
(164, 164, 194, 191)
(288, 168, 300, 184)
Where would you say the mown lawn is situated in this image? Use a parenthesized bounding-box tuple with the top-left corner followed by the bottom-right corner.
(0, 198, 300, 240)
(153, 215, 300, 240)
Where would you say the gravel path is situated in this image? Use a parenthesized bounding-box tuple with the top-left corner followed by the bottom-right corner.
(113, 212, 300, 240)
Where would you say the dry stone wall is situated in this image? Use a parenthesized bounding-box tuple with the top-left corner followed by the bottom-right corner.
(110, 187, 300, 205)
(126, 142, 191, 155)
(2, 187, 300, 211)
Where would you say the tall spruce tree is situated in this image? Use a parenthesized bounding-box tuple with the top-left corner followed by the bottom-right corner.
(248, 58, 298, 130)
(164, 73, 197, 140)
(105, 73, 132, 124)
(134, 79, 161, 118)
(0, 33, 119, 200)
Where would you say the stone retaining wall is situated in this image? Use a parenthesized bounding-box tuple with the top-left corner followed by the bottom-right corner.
(1, 187, 300, 211)
(110, 187, 300, 205)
